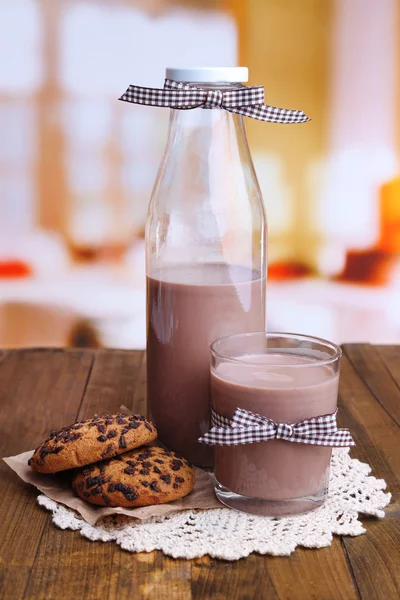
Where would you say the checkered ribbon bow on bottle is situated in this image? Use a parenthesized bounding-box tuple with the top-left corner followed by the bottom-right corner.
(199, 408, 355, 447)
(119, 79, 310, 124)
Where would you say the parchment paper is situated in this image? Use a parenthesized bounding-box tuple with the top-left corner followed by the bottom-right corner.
(3, 450, 222, 526)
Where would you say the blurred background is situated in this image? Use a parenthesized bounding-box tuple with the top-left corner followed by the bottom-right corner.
(1, 0, 400, 349)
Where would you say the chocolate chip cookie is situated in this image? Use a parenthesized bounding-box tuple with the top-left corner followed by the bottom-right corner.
(29, 413, 157, 473)
(72, 446, 194, 507)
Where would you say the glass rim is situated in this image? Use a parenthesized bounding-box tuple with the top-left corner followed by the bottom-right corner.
(210, 332, 342, 369)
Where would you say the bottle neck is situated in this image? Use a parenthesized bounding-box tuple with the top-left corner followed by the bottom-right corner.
(165, 81, 250, 174)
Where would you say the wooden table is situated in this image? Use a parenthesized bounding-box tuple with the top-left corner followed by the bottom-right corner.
(1, 346, 399, 600)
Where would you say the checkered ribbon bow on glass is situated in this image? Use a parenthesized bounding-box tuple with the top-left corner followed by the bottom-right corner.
(119, 79, 310, 124)
(199, 408, 355, 447)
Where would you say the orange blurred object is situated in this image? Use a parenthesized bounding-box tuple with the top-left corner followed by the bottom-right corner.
(67, 243, 128, 264)
(0, 260, 32, 278)
(336, 176, 400, 286)
(335, 250, 395, 285)
(379, 177, 400, 253)
(268, 262, 313, 281)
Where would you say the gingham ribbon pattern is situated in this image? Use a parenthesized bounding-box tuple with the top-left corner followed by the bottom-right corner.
(119, 79, 310, 124)
(199, 408, 355, 447)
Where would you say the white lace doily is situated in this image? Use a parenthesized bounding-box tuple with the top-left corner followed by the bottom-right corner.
(37, 449, 391, 560)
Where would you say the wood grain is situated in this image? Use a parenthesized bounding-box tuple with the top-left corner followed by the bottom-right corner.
(342, 517, 400, 599)
(343, 344, 400, 426)
(0, 349, 93, 600)
(340, 349, 400, 508)
(0, 346, 399, 600)
(340, 346, 400, 600)
(23, 349, 143, 600)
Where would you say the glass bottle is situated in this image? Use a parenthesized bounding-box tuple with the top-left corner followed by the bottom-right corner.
(146, 67, 267, 467)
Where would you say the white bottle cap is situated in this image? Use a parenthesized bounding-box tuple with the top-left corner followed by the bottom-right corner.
(165, 67, 248, 83)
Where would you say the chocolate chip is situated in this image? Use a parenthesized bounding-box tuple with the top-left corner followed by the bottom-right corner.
(128, 421, 140, 429)
(141, 481, 149, 487)
(138, 450, 151, 459)
(150, 481, 161, 492)
(102, 494, 111, 505)
(173, 483, 179, 489)
(108, 483, 117, 492)
(88, 422, 97, 427)
(97, 424, 106, 434)
(175, 477, 184, 483)
(126, 460, 137, 467)
(77, 481, 84, 491)
(140, 469, 149, 476)
(52, 446, 63, 454)
(121, 428, 129, 435)
(154, 459, 164, 464)
(97, 435, 107, 442)
(90, 486, 102, 495)
(125, 493, 137, 501)
(82, 465, 95, 476)
(144, 422, 153, 432)
(160, 474, 171, 485)
(142, 461, 151, 468)
(86, 475, 102, 489)
(105, 418, 114, 425)
(83, 491, 90, 498)
(40, 447, 50, 459)
(153, 466, 161, 474)
(171, 459, 183, 471)
(117, 418, 127, 426)
(119, 435, 126, 449)
(124, 467, 135, 475)
(107, 430, 117, 438)
(115, 483, 138, 501)
(64, 432, 82, 443)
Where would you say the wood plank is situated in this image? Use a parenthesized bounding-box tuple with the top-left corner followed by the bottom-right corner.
(132, 352, 147, 416)
(23, 350, 143, 600)
(191, 554, 279, 600)
(75, 349, 144, 418)
(22, 527, 114, 600)
(343, 344, 400, 426)
(109, 552, 191, 600)
(342, 516, 400, 600)
(190, 538, 358, 600)
(266, 541, 360, 600)
(375, 345, 400, 396)
(105, 351, 186, 600)
(338, 348, 400, 600)
(338, 351, 400, 508)
(0, 349, 94, 600)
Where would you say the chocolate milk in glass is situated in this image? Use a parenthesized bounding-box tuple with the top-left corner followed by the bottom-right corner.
(212, 354, 339, 501)
(147, 264, 265, 466)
